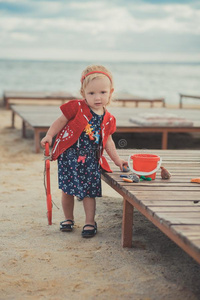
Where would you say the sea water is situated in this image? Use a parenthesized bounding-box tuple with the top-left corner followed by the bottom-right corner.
(0, 59, 200, 107)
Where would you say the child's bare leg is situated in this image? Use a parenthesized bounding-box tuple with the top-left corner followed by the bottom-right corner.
(61, 191, 74, 224)
(83, 197, 96, 230)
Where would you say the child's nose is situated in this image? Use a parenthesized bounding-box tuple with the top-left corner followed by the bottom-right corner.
(95, 93, 101, 100)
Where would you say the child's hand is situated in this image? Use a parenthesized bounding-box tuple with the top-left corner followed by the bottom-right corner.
(40, 135, 53, 148)
(116, 159, 129, 171)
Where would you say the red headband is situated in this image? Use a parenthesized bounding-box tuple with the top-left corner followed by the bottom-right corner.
(81, 71, 112, 83)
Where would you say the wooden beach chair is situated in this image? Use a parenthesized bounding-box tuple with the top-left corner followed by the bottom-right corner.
(3, 91, 76, 109)
(113, 92, 165, 107)
(179, 93, 200, 109)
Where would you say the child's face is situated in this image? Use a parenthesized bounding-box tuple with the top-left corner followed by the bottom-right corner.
(84, 77, 114, 114)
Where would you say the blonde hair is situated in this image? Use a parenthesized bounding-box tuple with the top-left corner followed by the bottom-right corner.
(80, 65, 114, 105)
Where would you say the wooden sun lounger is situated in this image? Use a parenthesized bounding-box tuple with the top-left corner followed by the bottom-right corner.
(10, 105, 200, 153)
(111, 107, 200, 149)
(179, 93, 200, 109)
(101, 149, 200, 264)
(3, 91, 76, 109)
(113, 92, 165, 107)
(11, 105, 61, 153)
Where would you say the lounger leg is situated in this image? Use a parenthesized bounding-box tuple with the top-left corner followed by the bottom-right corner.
(162, 99, 165, 107)
(22, 120, 26, 138)
(34, 129, 40, 153)
(11, 111, 15, 128)
(162, 131, 168, 149)
(122, 197, 133, 248)
(180, 95, 183, 109)
(5, 97, 10, 109)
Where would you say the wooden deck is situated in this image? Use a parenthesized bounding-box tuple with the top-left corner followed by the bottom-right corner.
(3, 91, 76, 109)
(10, 105, 200, 153)
(101, 149, 200, 264)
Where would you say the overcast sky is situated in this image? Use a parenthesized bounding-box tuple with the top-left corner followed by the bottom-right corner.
(0, 0, 200, 62)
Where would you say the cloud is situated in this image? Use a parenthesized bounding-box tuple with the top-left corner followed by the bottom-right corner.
(0, 0, 199, 61)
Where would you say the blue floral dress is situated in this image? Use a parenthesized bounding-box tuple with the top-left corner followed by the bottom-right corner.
(58, 109, 104, 200)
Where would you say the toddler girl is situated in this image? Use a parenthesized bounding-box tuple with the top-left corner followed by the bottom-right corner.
(41, 65, 127, 238)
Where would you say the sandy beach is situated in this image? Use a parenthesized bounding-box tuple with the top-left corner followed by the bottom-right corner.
(1, 103, 200, 300)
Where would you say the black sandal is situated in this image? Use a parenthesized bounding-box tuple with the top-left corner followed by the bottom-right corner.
(60, 219, 74, 232)
(82, 222, 97, 238)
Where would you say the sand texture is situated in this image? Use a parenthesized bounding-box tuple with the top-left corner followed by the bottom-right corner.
(0, 105, 200, 300)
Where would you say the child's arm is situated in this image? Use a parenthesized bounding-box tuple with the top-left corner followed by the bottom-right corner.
(105, 135, 128, 171)
(41, 114, 68, 148)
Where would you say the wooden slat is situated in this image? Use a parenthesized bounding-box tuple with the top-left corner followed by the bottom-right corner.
(171, 225, 200, 238)
(127, 186, 200, 191)
(170, 225, 200, 254)
(142, 200, 200, 206)
(154, 212, 200, 226)
(147, 206, 200, 212)
(128, 191, 200, 200)
(155, 212, 200, 217)
(160, 218, 200, 226)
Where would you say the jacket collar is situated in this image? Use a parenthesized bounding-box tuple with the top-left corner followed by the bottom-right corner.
(81, 99, 111, 123)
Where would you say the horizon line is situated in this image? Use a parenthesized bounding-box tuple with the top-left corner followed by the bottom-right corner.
(0, 58, 200, 64)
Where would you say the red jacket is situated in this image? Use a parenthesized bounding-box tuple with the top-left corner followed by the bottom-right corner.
(51, 99, 116, 172)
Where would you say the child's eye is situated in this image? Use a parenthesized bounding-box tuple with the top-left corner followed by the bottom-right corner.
(89, 92, 94, 95)
(101, 91, 107, 94)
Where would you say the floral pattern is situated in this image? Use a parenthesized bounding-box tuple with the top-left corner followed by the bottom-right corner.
(58, 110, 104, 200)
